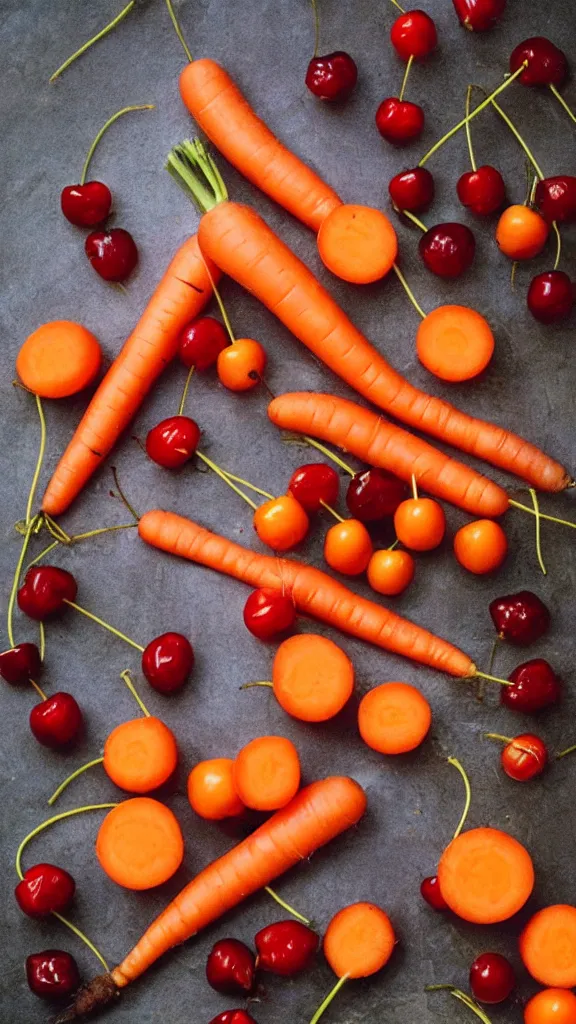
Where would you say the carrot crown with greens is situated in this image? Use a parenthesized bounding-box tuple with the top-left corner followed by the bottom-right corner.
(166, 138, 228, 212)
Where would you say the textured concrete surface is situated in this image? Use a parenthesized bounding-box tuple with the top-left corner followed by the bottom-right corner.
(1, 0, 575, 1021)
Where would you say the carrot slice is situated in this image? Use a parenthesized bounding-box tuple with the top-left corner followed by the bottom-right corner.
(96, 798, 184, 890)
(438, 826, 534, 923)
(324, 902, 395, 978)
(187, 758, 245, 820)
(234, 736, 301, 811)
(524, 988, 576, 1024)
(358, 682, 431, 755)
(17, 321, 101, 398)
(103, 718, 178, 793)
(416, 305, 495, 382)
(317, 205, 398, 284)
(272, 634, 354, 722)
(520, 905, 576, 988)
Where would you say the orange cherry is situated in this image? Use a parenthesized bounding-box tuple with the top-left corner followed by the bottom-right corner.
(524, 989, 576, 1024)
(187, 758, 245, 820)
(393, 482, 445, 552)
(217, 338, 266, 392)
(324, 518, 373, 575)
(454, 519, 508, 574)
(367, 548, 415, 595)
(495, 205, 549, 260)
(253, 494, 309, 552)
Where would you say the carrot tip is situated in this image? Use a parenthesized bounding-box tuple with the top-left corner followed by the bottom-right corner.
(52, 974, 119, 1022)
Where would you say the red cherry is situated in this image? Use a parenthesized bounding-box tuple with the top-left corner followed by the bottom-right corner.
(243, 588, 296, 641)
(206, 938, 256, 995)
(528, 271, 574, 324)
(419, 223, 475, 278)
(535, 176, 576, 224)
(178, 316, 229, 371)
(145, 416, 201, 469)
(85, 228, 138, 282)
(346, 468, 407, 522)
(500, 734, 548, 782)
(502, 659, 561, 714)
(389, 167, 435, 213)
(510, 37, 567, 87)
(452, 0, 506, 32)
(305, 52, 358, 102)
(26, 949, 80, 1000)
(15, 864, 75, 918)
(141, 632, 194, 693)
(17, 566, 77, 621)
(0, 642, 42, 684)
(420, 875, 449, 910)
(288, 463, 339, 512)
(60, 182, 112, 227)
(390, 10, 437, 60)
(255, 920, 319, 976)
(376, 97, 425, 144)
(209, 1013, 258, 1024)
(29, 692, 83, 748)
(457, 166, 506, 216)
(489, 590, 550, 645)
(469, 952, 516, 1003)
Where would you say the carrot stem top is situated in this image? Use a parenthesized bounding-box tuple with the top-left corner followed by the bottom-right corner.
(80, 105, 155, 185)
(49, 1, 137, 83)
(164, 0, 193, 63)
(448, 757, 471, 840)
(166, 139, 228, 213)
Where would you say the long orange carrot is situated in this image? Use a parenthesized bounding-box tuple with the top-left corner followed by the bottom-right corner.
(138, 509, 474, 677)
(42, 236, 218, 516)
(268, 392, 509, 518)
(55, 777, 366, 1019)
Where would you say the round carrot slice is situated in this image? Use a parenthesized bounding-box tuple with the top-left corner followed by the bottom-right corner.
(272, 634, 354, 722)
(103, 717, 178, 794)
(520, 905, 576, 989)
(317, 204, 398, 284)
(233, 736, 301, 811)
(96, 797, 184, 890)
(358, 682, 431, 755)
(438, 827, 534, 923)
(16, 321, 101, 398)
(187, 757, 245, 820)
(524, 988, 576, 1024)
(416, 305, 495, 382)
(324, 902, 396, 978)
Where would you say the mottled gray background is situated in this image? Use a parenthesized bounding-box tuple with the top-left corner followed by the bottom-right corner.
(1, 0, 575, 1021)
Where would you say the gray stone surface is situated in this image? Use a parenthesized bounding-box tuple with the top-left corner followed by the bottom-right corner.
(1, 0, 575, 1021)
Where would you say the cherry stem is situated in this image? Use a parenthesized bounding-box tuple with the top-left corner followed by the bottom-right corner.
(418, 64, 528, 167)
(202, 260, 236, 345)
(549, 84, 576, 125)
(485, 733, 513, 745)
(25, 395, 46, 525)
(282, 431, 356, 477)
(196, 451, 259, 511)
(393, 264, 427, 319)
(49, 1, 136, 83)
(411, 474, 419, 500)
(111, 466, 140, 521)
(487, 635, 499, 675)
(310, 0, 320, 57)
(388, 539, 399, 551)
(80, 105, 154, 185)
(63, 600, 145, 652)
(51, 912, 110, 973)
(120, 669, 150, 717)
(7, 513, 41, 649)
(426, 986, 494, 1024)
(38, 621, 45, 663)
(43, 514, 71, 543)
(448, 757, 471, 841)
(528, 488, 547, 576)
(24, 525, 136, 574)
(508, 498, 576, 530)
(389, 0, 406, 11)
(264, 886, 312, 925)
(48, 758, 105, 806)
(473, 669, 512, 687)
(309, 975, 349, 1024)
(403, 210, 428, 232)
(556, 744, 576, 760)
(552, 220, 562, 271)
(399, 54, 413, 103)
(30, 678, 48, 702)
(478, 92, 545, 180)
(178, 365, 195, 416)
(240, 681, 273, 690)
(320, 500, 344, 521)
(221, 470, 274, 501)
(164, 0, 193, 63)
(465, 85, 477, 172)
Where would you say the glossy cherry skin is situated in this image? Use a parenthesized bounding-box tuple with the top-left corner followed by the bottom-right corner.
(346, 469, 407, 521)
(60, 182, 112, 227)
(470, 952, 516, 1003)
(420, 875, 449, 910)
(209, 1013, 258, 1024)
(85, 228, 138, 282)
(535, 176, 576, 224)
(17, 566, 77, 621)
(457, 166, 506, 216)
(501, 734, 548, 782)
(243, 588, 296, 640)
(528, 271, 574, 324)
(510, 37, 567, 87)
(0, 642, 42, 684)
(26, 949, 80, 1000)
(452, 0, 506, 32)
(389, 167, 435, 213)
(178, 316, 229, 371)
(489, 590, 550, 645)
(15, 864, 75, 918)
(29, 692, 83, 748)
(288, 463, 339, 512)
(255, 920, 319, 976)
(206, 939, 256, 996)
(502, 660, 561, 714)
(376, 98, 424, 144)
(419, 223, 475, 278)
(305, 51, 358, 102)
(145, 416, 201, 469)
(141, 632, 194, 693)
(390, 10, 437, 60)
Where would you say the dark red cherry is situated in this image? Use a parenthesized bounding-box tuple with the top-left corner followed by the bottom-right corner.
(288, 463, 339, 512)
(85, 228, 138, 282)
(29, 692, 83, 748)
(419, 222, 475, 278)
(390, 10, 437, 61)
(452, 0, 506, 32)
(141, 632, 194, 693)
(305, 51, 358, 102)
(0, 642, 42, 684)
(243, 588, 296, 641)
(470, 952, 516, 1003)
(15, 864, 75, 918)
(535, 176, 576, 224)
(26, 949, 80, 1000)
(502, 659, 561, 713)
(500, 734, 548, 782)
(17, 566, 77, 621)
(489, 590, 550, 644)
(209, 1013, 258, 1024)
(60, 182, 112, 227)
(420, 875, 449, 910)
(346, 469, 407, 521)
(145, 416, 201, 469)
(206, 938, 256, 995)
(255, 920, 319, 976)
(528, 271, 574, 323)
(457, 166, 506, 216)
(510, 37, 567, 87)
(389, 167, 435, 213)
(376, 98, 425, 144)
(178, 316, 229, 371)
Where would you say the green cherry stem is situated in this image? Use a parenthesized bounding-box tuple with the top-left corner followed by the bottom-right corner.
(120, 669, 150, 717)
(310, 0, 321, 58)
(529, 488, 547, 576)
(552, 221, 562, 271)
(203, 263, 236, 344)
(399, 55, 413, 103)
(111, 467, 140, 522)
(304, 436, 356, 476)
(25, 395, 47, 525)
(63, 601, 144, 652)
(487, 96, 545, 179)
(48, 758, 105, 807)
(508, 499, 576, 530)
(7, 513, 41, 649)
(165, 0, 193, 63)
(196, 451, 259, 511)
(556, 744, 576, 760)
(549, 84, 576, 125)
(465, 85, 477, 172)
(264, 886, 312, 925)
(402, 210, 428, 232)
(484, 733, 513, 744)
(24, 524, 136, 574)
(221, 470, 274, 500)
(473, 669, 513, 687)
(448, 757, 471, 841)
(49, 1, 137, 82)
(320, 501, 344, 521)
(426, 986, 494, 1024)
(393, 264, 427, 319)
(30, 677, 48, 702)
(411, 474, 419, 500)
(389, 0, 406, 11)
(80, 105, 155, 185)
(240, 681, 273, 690)
(309, 975, 350, 1024)
(178, 365, 195, 416)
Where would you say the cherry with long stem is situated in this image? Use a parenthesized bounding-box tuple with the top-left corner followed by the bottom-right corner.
(80, 105, 155, 187)
(49, 1, 137, 82)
